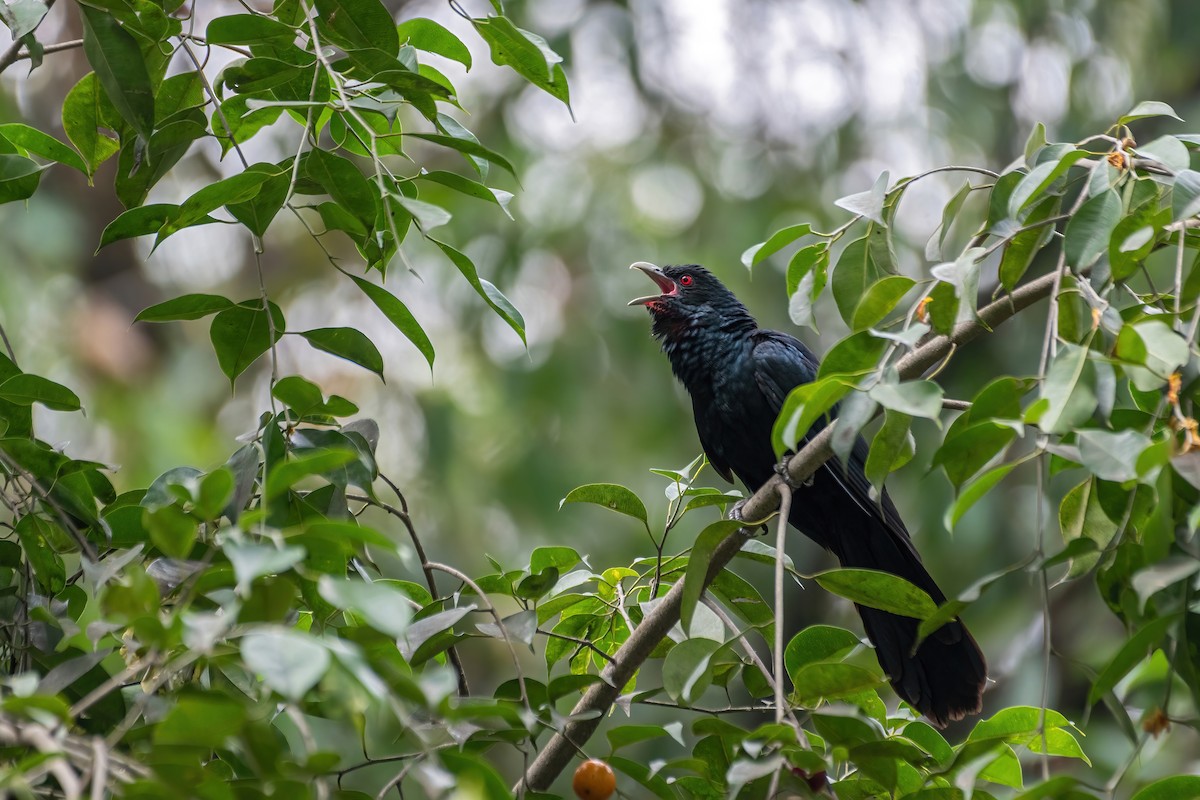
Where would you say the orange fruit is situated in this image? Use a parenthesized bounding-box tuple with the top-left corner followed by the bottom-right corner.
(573, 758, 616, 800)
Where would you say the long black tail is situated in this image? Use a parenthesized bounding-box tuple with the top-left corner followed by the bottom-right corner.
(815, 505, 987, 727)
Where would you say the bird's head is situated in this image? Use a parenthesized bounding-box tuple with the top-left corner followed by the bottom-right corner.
(628, 262, 754, 339)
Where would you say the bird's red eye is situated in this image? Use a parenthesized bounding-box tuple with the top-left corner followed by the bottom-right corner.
(679, 275, 693, 286)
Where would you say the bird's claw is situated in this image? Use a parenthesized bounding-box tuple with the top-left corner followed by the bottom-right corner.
(728, 499, 769, 537)
(775, 459, 814, 489)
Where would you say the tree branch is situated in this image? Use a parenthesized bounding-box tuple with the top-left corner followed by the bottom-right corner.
(515, 266, 1062, 792)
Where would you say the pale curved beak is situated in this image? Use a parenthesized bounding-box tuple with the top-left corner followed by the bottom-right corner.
(628, 262, 677, 306)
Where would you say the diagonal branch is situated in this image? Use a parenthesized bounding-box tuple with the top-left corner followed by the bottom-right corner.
(515, 266, 1062, 792)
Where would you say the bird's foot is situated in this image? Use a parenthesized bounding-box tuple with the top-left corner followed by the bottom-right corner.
(728, 499, 770, 537)
(774, 458, 814, 490)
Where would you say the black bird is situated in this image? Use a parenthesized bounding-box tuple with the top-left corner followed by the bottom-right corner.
(630, 262, 986, 727)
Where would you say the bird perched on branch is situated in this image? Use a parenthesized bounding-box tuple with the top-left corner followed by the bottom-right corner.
(630, 262, 986, 727)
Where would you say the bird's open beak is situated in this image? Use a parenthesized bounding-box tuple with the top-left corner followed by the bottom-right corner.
(628, 262, 678, 306)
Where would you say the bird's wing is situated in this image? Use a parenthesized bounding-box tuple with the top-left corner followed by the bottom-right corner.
(751, 330, 911, 540)
(750, 330, 820, 414)
(693, 395, 735, 483)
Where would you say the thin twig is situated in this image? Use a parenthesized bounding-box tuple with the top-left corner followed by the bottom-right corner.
(773, 484, 791, 727)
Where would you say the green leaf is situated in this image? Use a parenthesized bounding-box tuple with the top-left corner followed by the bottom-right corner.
(834, 171, 888, 226)
(1077, 429, 1151, 483)
(930, 246, 984, 327)
(135, 293, 233, 322)
(925, 180, 972, 262)
(791, 662, 881, 705)
(813, 568, 937, 619)
(349, 275, 434, 369)
(1000, 195, 1059, 290)
(100, 204, 183, 248)
(607, 724, 674, 752)
(818, 331, 887, 379)
(741, 223, 812, 270)
(832, 230, 887, 326)
(560, 483, 648, 529)
(529, 546, 580, 575)
(397, 18, 471, 69)
(144, 503, 197, 558)
(852, 275, 914, 331)
(318, 575, 413, 638)
(15, 515, 66, 593)
(1058, 478, 1118, 578)
(265, 448, 357, 499)
(314, 0, 399, 54)
(299, 328, 385, 379)
(209, 301, 285, 386)
(79, 5, 154, 141)
(662, 637, 720, 705)
(61, 73, 120, 176)
(787, 243, 830, 330)
(864, 410, 913, 490)
(431, 239, 525, 343)
(226, 164, 290, 238)
(1006, 151, 1087, 216)
(771, 376, 850, 457)
(1064, 189, 1121, 268)
(392, 194, 451, 230)
(933, 422, 1015, 488)
(472, 15, 569, 107)
(0, 124, 86, 173)
(195, 468, 234, 520)
(241, 627, 330, 701)
(868, 378, 943, 420)
(1131, 776, 1200, 800)
(1172, 169, 1200, 223)
(154, 694, 245, 749)
(0, 154, 45, 203)
(784, 625, 861, 681)
(205, 14, 297, 45)
(0, 0, 48, 40)
(1036, 344, 1096, 434)
(1137, 135, 1190, 173)
(225, 542, 306, 591)
(163, 166, 281, 239)
(0, 374, 81, 412)
(406, 132, 516, 177)
(681, 519, 745, 633)
(1088, 615, 1175, 705)
(419, 170, 513, 218)
(1118, 100, 1183, 126)
(305, 147, 378, 228)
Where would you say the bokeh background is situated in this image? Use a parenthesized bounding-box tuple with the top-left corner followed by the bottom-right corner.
(2, 0, 1198, 788)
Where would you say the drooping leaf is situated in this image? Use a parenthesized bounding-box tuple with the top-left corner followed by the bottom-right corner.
(1118, 100, 1183, 126)
(680, 520, 745, 633)
(431, 238, 525, 343)
(472, 15, 569, 107)
(208, 301, 285, 387)
(349, 275, 434, 369)
(79, 5, 155, 141)
(135, 294, 234, 323)
(1063, 189, 1121, 268)
(813, 568, 937, 619)
(241, 627, 330, 701)
(0, 124, 87, 173)
(560, 483, 648, 530)
(299, 328, 385, 379)
(741, 223, 812, 270)
(834, 171, 889, 226)
(397, 18, 472, 69)
(0, 374, 81, 412)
